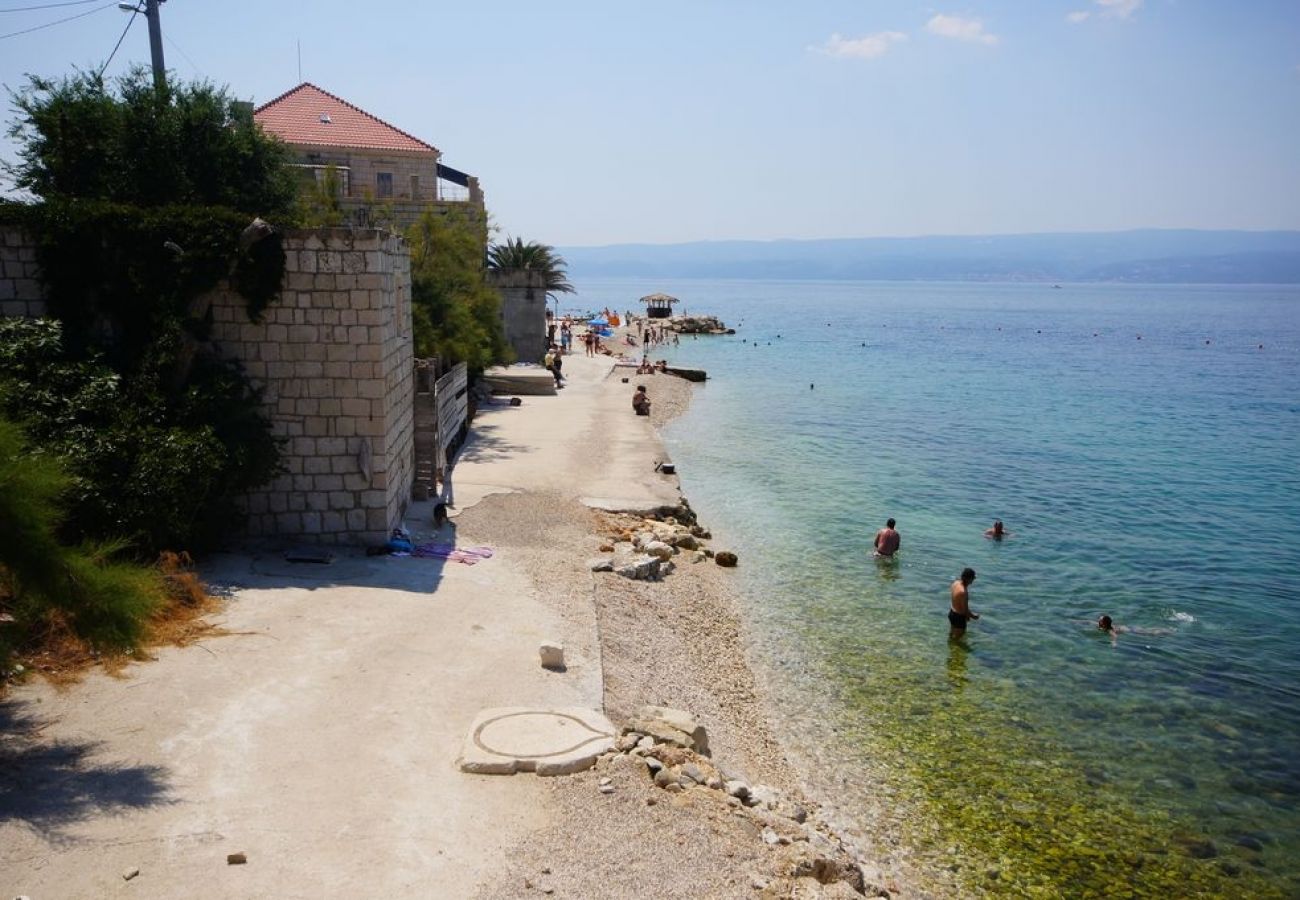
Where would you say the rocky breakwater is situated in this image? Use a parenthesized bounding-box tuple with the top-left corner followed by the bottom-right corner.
(594, 705, 893, 898)
(589, 502, 738, 581)
(672, 314, 734, 335)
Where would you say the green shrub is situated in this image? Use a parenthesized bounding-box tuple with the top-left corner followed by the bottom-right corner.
(0, 318, 280, 553)
(0, 418, 164, 666)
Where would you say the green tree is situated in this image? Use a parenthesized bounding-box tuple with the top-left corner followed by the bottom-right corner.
(0, 67, 291, 555)
(407, 208, 512, 371)
(487, 237, 575, 298)
(5, 67, 297, 216)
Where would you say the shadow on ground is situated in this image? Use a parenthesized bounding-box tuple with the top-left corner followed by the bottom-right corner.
(457, 419, 533, 466)
(0, 697, 171, 838)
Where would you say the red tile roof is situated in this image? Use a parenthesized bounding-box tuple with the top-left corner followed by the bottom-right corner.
(254, 83, 437, 155)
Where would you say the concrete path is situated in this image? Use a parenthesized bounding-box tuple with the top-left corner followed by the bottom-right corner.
(452, 352, 679, 515)
(0, 350, 674, 899)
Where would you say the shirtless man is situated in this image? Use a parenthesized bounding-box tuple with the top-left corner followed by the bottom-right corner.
(949, 568, 979, 636)
(984, 520, 1012, 540)
(873, 518, 900, 557)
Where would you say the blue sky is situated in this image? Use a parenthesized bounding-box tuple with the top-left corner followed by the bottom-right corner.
(1, 0, 1297, 245)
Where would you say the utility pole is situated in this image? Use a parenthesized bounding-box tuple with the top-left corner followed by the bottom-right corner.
(144, 0, 165, 90)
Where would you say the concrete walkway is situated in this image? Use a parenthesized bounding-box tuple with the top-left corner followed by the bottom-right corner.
(0, 350, 673, 899)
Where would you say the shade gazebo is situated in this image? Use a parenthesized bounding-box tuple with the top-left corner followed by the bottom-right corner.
(640, 292, 679, 320)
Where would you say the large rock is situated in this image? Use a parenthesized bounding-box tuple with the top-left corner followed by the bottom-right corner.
(627, 705, 710, 755)
(715, 550, 738, 567)
(643, 540, 674, 561)
(615, 555, 662, 581)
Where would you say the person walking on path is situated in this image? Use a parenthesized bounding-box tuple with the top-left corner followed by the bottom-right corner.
(873, 518, 901, 557)
(550, 345, 564, 388)
(949, 568, 979, 637)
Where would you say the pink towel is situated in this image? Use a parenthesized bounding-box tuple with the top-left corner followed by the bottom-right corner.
(411, 543, 495, 565)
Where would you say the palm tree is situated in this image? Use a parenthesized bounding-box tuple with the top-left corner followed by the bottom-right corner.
(487, 237, 575, 298)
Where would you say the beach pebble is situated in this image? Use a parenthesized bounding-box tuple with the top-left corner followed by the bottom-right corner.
(715, 551, 738, 567)
(653, 767, 676, 788)
(616, 733, 640, 752)
(122, 867, 140, 881)
(598, 784, 616, 794)
(681, 763, 707, 784)
(637, 735, 655, 751)
(589, 558, 614, 572)
(645, 756, 664, 774)
(762, 827, 781, 845)
(725, 780, 751, 800)
(227, 852, 247, 865)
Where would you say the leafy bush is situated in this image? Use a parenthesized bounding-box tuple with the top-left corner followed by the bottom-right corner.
(0, 318, 279, 553)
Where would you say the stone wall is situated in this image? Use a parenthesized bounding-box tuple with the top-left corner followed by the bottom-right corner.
(0, 227, 47, 319)
(488, 270, 549, 364)
(0, 224, 415, 547)
(208, 228, 414, 546)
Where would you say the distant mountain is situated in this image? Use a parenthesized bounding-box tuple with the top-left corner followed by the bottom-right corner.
(558, 230, 1300, 283)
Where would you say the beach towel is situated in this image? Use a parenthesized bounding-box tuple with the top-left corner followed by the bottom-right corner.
(410, 543, 496, 565)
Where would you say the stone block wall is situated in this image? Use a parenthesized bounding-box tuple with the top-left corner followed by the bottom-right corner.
(0, 227, 47, 318)
(207, 228, 414, 546)
(488, 269, 549, 364)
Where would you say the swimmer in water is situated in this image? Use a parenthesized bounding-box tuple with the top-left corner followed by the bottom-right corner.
(984, 520, 1012, 540)
(873, 518, 900, 558)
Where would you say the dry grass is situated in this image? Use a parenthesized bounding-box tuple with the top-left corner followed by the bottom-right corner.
(4, 551, 226, 691)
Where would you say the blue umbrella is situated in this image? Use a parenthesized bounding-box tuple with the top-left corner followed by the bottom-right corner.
(589, 317, 609, 326)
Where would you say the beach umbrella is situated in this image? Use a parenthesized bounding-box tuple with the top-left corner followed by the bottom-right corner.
(589, 317, 609, 326)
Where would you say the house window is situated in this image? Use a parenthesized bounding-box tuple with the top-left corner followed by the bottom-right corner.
(409, 174, 420, 200)
(376, 172, 393, 198)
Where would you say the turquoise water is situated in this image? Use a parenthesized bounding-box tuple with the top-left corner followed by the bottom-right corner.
(572, 279, 1300, 897)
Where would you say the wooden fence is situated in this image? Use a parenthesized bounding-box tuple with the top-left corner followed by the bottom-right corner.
(413, 359, 468, 499)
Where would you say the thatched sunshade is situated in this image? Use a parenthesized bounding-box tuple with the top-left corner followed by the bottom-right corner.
(640, 293, 679, 319)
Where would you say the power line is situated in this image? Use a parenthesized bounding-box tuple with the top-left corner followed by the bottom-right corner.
(0, 0, 114, 40)
(0, 0, 100, 13)
(96, 3, 136, 79)
(164, 31, 200, 76)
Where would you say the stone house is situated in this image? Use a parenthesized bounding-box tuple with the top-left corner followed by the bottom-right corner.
(253, 83, 483, 230)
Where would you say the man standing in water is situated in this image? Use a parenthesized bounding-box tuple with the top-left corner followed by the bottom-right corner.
(949, 568, 979, 636)
(873, 518, 900, 558)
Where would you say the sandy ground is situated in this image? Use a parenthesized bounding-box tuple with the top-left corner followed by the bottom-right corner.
(0, 327, 901, 899)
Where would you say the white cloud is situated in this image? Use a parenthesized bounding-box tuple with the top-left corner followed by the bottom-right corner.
(925, 14, 999, 46)
(812, 31, 908, 60)
(1068, 0, 1143, 23)
(1097, 0, 1143, 18)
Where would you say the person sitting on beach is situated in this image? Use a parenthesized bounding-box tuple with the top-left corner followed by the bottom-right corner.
(637, 357, 655, 375)
(984, 520, 1012, 540)
(873, 518, 900, 557)
(656, 359, 669, 373)
(632, 385, 651, 416)
(949, 568, 980, 636)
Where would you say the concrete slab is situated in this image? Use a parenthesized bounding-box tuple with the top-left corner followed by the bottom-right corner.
(459, 707, 616, 776)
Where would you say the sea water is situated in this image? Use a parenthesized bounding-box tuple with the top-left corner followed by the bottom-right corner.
(570, 279, 1300, 897)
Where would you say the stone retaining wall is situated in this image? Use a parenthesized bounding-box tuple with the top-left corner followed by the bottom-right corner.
(209, 228, 414, 545)
(0, 227, 47, 319)
(0, 224, 415, 547)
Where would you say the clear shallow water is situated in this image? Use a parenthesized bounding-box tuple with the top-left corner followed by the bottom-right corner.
(573, 279, 1300, 897)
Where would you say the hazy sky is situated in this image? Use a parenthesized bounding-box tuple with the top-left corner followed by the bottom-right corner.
(2, 1, 1298, 245)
